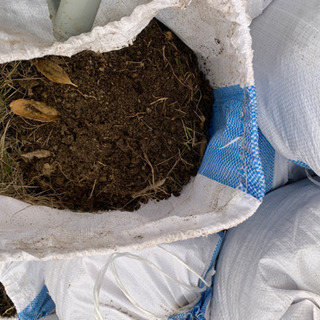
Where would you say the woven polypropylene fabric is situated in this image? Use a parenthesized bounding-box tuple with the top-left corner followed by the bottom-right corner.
(252, 0, 320, 175)
(199, 85, 265, 200)
(210, 178, 320, 320)
(168, 232, 224, 320)
(258, 129, 275, 193)
(18, 285, 55, 320)
(0, 0, 263, 263)
(246, 0, 273, 19)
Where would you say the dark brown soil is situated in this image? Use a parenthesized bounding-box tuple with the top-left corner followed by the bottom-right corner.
(0, 283, 16, 318)
(3, 19, 213, 212)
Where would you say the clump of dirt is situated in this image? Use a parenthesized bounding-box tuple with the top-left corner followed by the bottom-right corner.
(1, 19, 213, 212)
(0, 283, 16, 318)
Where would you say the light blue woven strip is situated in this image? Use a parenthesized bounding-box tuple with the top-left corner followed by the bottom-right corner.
(168, 232, 224, 320)
(18, 285, 55, 320)
(258, 129, 275, 193)
(290, 159, 311, 170)
(199, 85, 265, 200)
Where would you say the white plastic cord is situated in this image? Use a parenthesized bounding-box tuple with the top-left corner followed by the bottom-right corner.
(157, 246, 212, 288)
(306, 169, 320, 187)
(93, 246, 213, 320)
(219, 137, 242, 150)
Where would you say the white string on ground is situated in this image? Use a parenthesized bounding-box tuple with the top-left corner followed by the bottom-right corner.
(93, 246, 213, 320)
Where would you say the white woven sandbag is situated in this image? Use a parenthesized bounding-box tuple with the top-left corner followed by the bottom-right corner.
(0, 0, 264, 262)
(0, 0, 254, 88)
(258, 130, 308, 193)
(248, 0, 309, 193)
(252, 0, 320, 175)
(210, 178, 320, 320)
(0, 261, 55, 319)
(45, 234, 222, 320)
(246, 0, 273, 19)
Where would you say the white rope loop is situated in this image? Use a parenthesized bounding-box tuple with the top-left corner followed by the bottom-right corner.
(93, 246, 214, 320)
(157, 246, 212, 288)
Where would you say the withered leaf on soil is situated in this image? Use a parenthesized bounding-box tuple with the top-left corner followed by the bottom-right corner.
(9, 99, 59, 122)
(21, 150, 52, 161)
(34, 59, 77, 86)
(199, 114, 206, 130)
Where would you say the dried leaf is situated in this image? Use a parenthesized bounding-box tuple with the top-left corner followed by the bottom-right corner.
(199, 114, 206, 130)
(10, 99, 59, 122)
(34, 59, 77, 87)
(21, 150, 52, 161)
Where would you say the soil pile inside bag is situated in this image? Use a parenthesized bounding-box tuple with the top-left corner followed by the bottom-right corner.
(0, 283, 16, 317)
(0, 19, 213, 212)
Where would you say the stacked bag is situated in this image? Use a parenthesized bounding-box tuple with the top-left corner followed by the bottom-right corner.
(211, 0, 320, 319)
(1, 0, 320, 318)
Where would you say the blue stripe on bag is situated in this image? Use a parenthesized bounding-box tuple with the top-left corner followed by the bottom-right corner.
(258, 129, 275, 193)
(290, 160, 311, 169)
(18, 285, 55, 320)
(199, 85, 265, 200)
(168, 231, 224, 320)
